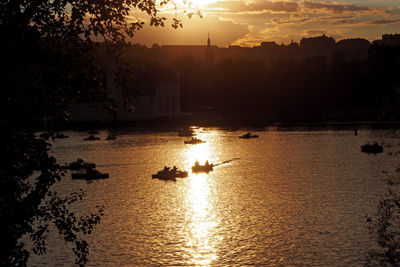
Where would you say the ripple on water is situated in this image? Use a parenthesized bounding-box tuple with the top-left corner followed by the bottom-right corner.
(27, 128, 396, 266)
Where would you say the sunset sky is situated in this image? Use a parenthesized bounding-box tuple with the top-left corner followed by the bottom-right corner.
(131, 0, 400, 47)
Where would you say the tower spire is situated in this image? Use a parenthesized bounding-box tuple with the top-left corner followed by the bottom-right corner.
(204, 31, 214, 65)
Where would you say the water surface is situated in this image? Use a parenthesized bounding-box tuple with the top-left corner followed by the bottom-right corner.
(29, 128, 398, 266)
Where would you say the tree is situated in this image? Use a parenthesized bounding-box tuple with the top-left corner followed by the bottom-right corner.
(0, 0, 196, 265)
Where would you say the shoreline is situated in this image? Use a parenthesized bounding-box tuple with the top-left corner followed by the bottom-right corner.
(64, 116, 400, 131)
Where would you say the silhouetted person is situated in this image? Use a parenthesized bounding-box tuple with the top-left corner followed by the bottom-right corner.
(354, 128, 358, 136)
(205, 160, 209, 166)
(195, 160, 199, 166)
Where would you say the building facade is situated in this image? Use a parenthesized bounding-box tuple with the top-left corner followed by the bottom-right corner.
(69, 49, 181, 122)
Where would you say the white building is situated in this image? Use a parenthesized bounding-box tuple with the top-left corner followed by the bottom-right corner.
(115, 79, 181, 121)
(69, 53, 181, 122)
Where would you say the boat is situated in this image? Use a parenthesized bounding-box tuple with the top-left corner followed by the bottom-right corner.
(184, 137, 205, 144)
(106, 134, 117, 140)
(54, 132, 69, 139)
(361, 142, 383, 154)
(83, 134, 100, 141)
(65, 158, 96, 170)
(71, 169, 109, 180)
(152, 167, 188, 180)
(239, 132, 259, 139)
(192, 161, 214, 173)
(178, 128, 194, 137)
(175, 171, 189, 178)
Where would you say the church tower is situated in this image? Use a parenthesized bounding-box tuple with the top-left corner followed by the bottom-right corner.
(204, 32, 214, 65)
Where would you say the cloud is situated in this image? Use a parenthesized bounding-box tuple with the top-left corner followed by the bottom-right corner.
(269, 14, 360, 26)
(205, 0, 379, 15)
(301, 29, 344, 40)
(302, 1, 373, 14)
(271, 16, 310, 25)
(130, 15, 249, 46)
(303, 29, 327, 36)
(129, 0, 400, 48)
(249, 1, 300, 13)
(366, 18, 400, 25)
(231, 33, 269, 47)
(386, 7, 400, 15)
(206, 0, 300, 13)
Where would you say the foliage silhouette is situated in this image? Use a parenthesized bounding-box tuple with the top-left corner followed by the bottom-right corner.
(0, 0, 195, 265)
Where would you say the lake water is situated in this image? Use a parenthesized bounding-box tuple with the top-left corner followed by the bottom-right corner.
(29, 127, 400, 266)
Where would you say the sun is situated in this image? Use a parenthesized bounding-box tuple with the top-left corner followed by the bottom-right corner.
(189, 0, 215, 8)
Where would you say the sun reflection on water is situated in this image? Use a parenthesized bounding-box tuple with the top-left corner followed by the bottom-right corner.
(182, 129, 221, 266)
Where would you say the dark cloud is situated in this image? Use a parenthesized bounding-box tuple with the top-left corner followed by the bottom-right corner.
(302, 1, 372, 14)
(272, 17, 310, 25)
(366, 18, 400, 25)
(271, 14, 357, 25)
(207, 0, 375, 14)
(331, 18, 357, 25)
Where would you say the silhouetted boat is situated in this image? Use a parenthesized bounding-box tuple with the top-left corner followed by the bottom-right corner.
(152, 167, 188, 180)
(184, 137, 205, 144)
(54, 132, 69, 139)
(239, 132, 259, 139)
(71, 169, 109, 180)
(106, 134, 116, 140)
(65, 158, 96, 170)
(361, 142, 383, 154)
(84, 134, 100, 141)
(192, 161, 214, 173)
(178, 128, 194, 137)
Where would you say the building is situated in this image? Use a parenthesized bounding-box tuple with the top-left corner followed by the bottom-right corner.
(115, 67, 181, 121)
(335, 38, 370, 61)
(161, 33, 217, 64)
(374, 33, 400, 46)
(204, 32, 215, 65)
(68, 48, 181, 123)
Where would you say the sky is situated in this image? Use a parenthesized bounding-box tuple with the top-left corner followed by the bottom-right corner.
(130, 0, 400, 47)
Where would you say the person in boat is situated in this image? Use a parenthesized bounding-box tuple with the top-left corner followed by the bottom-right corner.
(172, 166, 177, 174)
(160, 166, 170, 174)
(85, 165, 98, 175)
(205, 160, 209, 167)
(195, 160, 199, 167)
(86, 165, 93, 171)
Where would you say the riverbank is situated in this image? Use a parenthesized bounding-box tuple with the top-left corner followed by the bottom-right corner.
(64, 113, 400, 131)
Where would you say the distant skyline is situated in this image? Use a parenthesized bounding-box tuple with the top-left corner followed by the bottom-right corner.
(129, 0, 400, 47)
